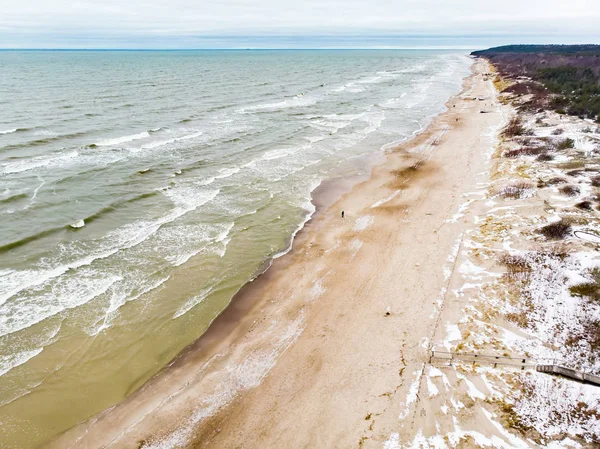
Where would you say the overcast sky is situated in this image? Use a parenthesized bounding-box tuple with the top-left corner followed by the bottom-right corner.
(2, 0, 600, 48)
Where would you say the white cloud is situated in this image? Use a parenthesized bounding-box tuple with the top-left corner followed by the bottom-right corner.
(1, 0, 600, 48)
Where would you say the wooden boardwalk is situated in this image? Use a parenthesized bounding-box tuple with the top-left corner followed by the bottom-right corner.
(536, 365, 600, 386)
(431, 350, 600, 387)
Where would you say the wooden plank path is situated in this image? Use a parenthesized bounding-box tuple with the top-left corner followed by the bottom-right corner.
(536, 365, 600, 386)
(431, 350, 600, 387)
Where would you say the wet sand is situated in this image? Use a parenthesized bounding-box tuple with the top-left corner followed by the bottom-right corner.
(47, 58, 504, 449)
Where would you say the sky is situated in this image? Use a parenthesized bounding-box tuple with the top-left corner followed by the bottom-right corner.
(1, 0, 600, 49)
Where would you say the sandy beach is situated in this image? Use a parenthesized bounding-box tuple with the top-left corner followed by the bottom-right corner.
(46, 58, 507, 449)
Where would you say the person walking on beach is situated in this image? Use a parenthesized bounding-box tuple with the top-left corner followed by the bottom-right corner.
(341, 210, 345, 218)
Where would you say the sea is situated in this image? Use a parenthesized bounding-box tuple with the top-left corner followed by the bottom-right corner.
(0, 49, 470, 448)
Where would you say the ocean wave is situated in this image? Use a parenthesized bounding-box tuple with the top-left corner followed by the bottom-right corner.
(172, 286, 213, 319)
(162, 220, 234, 266)
(96, 131, 150, 147)
(0, 192, 28, 205)
(139, 131, 203, 150)
(70, 219, 85, 229)
(0, 191, 161, 254)
(260, 146, 302, 161)
(86, 191, 160, 223)
(236, 96, 317, 114)
(0, 187, 219, 309)
(0, 347, 44, 377)
(0, 226, 66, 254)
(1, 131, 88, 152)
(0, 271, 122, 337)
(0, 127, 31, 135)
(92, 274, 172, 335)
(1, 150, 79, 174)
(214, 166, 241, 179)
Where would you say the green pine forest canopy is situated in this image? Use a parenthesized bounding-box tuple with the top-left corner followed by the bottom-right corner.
(472, 45, 600, 122)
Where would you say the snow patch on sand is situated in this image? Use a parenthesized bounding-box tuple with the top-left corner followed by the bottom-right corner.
(353, 215, 374, 231)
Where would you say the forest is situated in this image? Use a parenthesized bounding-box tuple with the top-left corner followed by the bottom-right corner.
(472, 45, 600, 122)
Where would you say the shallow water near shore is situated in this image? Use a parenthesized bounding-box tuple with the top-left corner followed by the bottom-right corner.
(0, 49, 470, 448)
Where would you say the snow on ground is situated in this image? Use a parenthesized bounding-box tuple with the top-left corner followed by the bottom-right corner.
(420, 106, 600, 448)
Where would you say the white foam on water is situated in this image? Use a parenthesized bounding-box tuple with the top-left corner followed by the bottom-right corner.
(0, 187, 219, 314)
(96, 131, 150, 146)
(1, 150, 79, 174)
(163, 222, 234, 267)
(173, 286, 214, 319)
(70, 219, 85, 228)
(236, 96, 317, 114)
(214, 166, 241, 179)
(108, 275, 170, 316)
(0, 128, 18, 135)
(260, 146, 301, 161)
(272, 193, 317, 262)
(140, 131, 203, 150)
(88, 274, 173, 335)
(29, 177, 45, 204)
(0, 272, 121, 337)
(0, 347, 43, 377)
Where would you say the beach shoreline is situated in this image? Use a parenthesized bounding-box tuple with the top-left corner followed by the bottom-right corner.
(46, 57, 504, 449)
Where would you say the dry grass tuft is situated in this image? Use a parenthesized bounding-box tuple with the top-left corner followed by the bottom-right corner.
(559, 185, 580, 197)
(557, 137, 576, 150)
(538, 219, 572, 240)
(504, 147, 545, 158)
(536, 153, 554, 162)
(499, 181, 534, 199)
(575, 200, 593, 210)
(500, 253, 532, 280)
(538, 177, 567, 188)
(502, 117, 527, 138)
(569, 268, 600, 302)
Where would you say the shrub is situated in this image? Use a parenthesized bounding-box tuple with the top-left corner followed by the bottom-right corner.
(500, 182, 534, 199)
(559, 185, 580, 196)
(548, 177, 567, 185)
(503, 146, 547, 158)
(569, 268, 600, 301)
(575, 200, 593, 210)
(557, 137, 575, 150)
(537, 153, 554, 161)
(538, 219, 571, 239)
(502, 117, 526, 138)
(500, 253, 532, 281)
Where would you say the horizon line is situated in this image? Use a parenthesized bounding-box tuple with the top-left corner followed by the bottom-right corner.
(0, 47, 479, 50)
